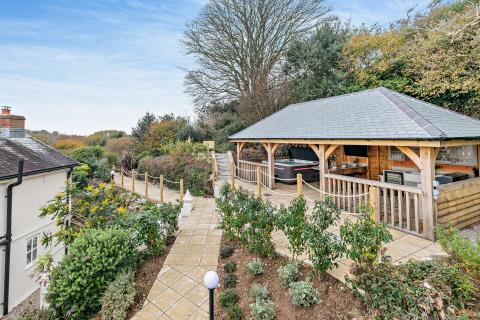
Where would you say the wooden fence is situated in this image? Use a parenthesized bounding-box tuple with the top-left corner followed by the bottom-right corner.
(437, 177, 480, 229)
(325, 173, 424, 236)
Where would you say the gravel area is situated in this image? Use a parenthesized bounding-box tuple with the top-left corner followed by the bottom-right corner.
(460, 223, 480, 244)
(1, 289, 39, 320)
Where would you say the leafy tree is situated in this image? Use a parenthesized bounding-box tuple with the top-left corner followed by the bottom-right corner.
(284, 18, 352, 102)
(182, 0, 330, 123)
(131, 112, 156, 143)
(144, 116, 188, 152)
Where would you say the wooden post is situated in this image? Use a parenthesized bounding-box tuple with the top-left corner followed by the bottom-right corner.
(368, 186, 379, 221)
(420, 147, 436, 241)
(144, 172, 148, 198)
(231, 162, 236, 190)
(132, 171, 135, 192)
(120, 168, 124, 187)
(257, 166, 262, 198)
(297, 173, 303, 196)
(180, 179, 184, 201)
(160, 175, 164, 203)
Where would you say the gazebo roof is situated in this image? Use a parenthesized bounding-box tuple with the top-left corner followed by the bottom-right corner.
(230, 87, 480, 141)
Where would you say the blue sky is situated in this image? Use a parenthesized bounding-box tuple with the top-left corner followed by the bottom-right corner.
(0, 0, 428, 134)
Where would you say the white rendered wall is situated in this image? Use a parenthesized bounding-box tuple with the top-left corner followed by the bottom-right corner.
(0, 169, 68, 314)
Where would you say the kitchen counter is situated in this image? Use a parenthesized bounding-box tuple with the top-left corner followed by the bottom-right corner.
(328, 165, 368, 176)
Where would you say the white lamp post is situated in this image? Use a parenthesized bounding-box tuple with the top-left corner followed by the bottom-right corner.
(203, 271, 219, 320)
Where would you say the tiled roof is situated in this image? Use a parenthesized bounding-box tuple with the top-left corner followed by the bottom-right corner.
(0, 136, 77, 181)
(230, 87, 480, 140)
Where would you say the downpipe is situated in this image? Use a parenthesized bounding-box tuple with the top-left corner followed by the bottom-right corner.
(1, 159, 24, 316)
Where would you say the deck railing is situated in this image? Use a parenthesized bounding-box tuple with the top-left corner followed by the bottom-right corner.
(324, 173, 424, 236)
(237, 160, 270, 187)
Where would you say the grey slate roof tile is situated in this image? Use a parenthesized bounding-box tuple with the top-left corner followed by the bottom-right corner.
(0, 136, 77, 181)
(230, 87, 480, 141)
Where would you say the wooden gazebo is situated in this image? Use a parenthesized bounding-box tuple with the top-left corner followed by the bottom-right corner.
(230, 88, 480, 240)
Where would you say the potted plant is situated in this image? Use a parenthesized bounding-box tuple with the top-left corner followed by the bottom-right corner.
(329, 154, 337, 169)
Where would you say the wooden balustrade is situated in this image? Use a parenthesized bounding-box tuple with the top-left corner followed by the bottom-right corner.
(324, 173, 423, 236)
(237, 160, 270, 188)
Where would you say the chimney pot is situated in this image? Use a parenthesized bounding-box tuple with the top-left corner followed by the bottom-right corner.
(1, 106, 11, 115)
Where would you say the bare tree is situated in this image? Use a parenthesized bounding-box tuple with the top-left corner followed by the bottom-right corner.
(182, 0, 330, 123)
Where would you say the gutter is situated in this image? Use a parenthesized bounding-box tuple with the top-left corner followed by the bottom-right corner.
(1, 159, 24, 316)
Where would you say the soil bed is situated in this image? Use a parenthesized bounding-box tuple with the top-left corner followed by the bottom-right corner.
(92, 237, 174, 320)
(215, 236, 367, 320)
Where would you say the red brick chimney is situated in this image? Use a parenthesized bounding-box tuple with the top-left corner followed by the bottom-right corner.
(0, 106, 26, 129)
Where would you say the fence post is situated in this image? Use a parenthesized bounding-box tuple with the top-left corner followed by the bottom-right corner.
(369, 186, 379, 221)
(160, 175, 164, 203)
(120, 168, 124, 187)
(145, 172, 148, 198)
(132, 171, 135, 192)
(180, 179, 184, 201)
(297, 173, 303, 197)
(256, 166, 262, 198)
(231, 162, 236, 190)
(212, 158, 216, 192)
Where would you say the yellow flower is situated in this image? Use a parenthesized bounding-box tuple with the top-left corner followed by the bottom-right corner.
(117, 207, 127, 215)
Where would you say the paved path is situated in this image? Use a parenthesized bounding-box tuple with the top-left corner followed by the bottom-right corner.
(132, 197, 220, 320)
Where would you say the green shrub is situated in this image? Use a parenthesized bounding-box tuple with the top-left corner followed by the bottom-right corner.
(70, 145, 111, 182)
(243, 200, 277, 258)
(246, 258, 265, 275)
(71, 164, 90, 189)
(112, 201, 180, 256)
(304, 197, 345, 275)
(216, 184, 249, 240)
(277, 262, 300, 288)
(100, 270, 136, 320)
(250, 299, 276, 320)
(250, 284, 270, 301)
(220, 245, 235, 259)
(349, 256, 475, 319)
(93, 157, 112, 181)
(224, 273, 238, 288)
(219, 288, 240, 309)
(224, 261, 237, 273)
(340, 205, 392, 265)
(47, 228, 138, 320)
(216, 184, 276, 257)
(138, 154, 211, 196)
(436, 225, 480, 274)
(227, 304, 244, 320)
(276, 196, 308, 260)
(289, 280, 320, 307)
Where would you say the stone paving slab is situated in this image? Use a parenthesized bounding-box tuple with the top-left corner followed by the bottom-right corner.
(131, 197, 219, 320)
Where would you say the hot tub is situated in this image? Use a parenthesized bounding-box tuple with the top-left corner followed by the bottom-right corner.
(264, 159, 319, 184)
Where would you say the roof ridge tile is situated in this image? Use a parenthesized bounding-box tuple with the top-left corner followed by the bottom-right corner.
(377, 87, 445, 138)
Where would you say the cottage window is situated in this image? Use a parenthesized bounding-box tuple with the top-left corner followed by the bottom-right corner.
(26, 235, 38, 266)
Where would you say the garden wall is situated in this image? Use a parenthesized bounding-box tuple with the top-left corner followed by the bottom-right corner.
(437, 178, 480, 229)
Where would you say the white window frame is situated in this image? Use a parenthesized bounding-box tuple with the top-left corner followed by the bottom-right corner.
(26, 234, 39, 267)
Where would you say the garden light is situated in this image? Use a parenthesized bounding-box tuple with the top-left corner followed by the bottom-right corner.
(203, 271, 219, 320)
